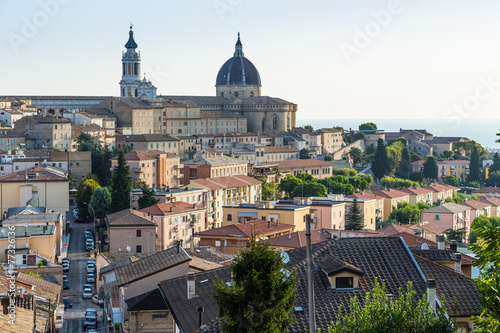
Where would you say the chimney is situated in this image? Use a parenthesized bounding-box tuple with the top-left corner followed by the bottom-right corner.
(450, 240, 458, 253)
(187, 272, 196, 299)
(197, 306, 204, 328)
(454, 253, 462, 273)
(426, 279, 436, 312)
(437, 235, 445, 250)
(170, 206, 175, 213)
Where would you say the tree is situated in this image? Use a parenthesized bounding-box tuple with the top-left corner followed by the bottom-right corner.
(487, 170, 500, 187)
(346, 198, 364, 230)
(76, 133, 96, 151)
(409, 170, 423, 182)
(291, 181, 326, 198)
(442, 150, 453, 159)
(353, 132, 365, 141)
(304, 124, 313, 130)
(372, 139, 389, 180)
(468, 215, 500, 244)
(110, 150, 133, 213)
(470, 217, 500, 332)
(386, 141, 404, 175)
(358, 122, 377, 131)
(279, 175, 302, 199)
(299, 148, 311, 159)
(137, 184, 160, 209)
(328, 279, 455, 333)
(389, 202, 429, 224)
(444, 228, 465, 243)
(348, 147, 363, 167)
(468, 146, 480, 183)
(396, 148, 413, 179)
(423, 156, 438, 181)
(443, 175, 460, 187)
(93, 146, 113, 187)
(214, 240, 297, 333)
(324, 155, 333, 162)
(89, 187, 111, 219)
(490, 153, 500, 173)
(260, 179, 282, 201)
(76, 178, 100, 219)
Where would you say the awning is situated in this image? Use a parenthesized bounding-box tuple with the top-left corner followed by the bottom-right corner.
(238, 212, 258, 218)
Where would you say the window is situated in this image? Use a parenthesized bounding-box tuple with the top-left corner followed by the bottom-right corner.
(136, 230, 142, 237)
(152, 314, 167, 320)
(136, 245, 142, 253)
(227, 214, 232, 221)
(336, 277, 353, 289)
(435, 215, 440, 220)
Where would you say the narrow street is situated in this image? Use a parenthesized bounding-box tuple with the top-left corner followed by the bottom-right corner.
(63, 207, 103, 332)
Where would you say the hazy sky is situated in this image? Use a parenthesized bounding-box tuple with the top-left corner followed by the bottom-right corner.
(1, 0, 500, 122)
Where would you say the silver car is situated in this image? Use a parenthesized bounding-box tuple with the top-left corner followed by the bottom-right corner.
(82, 286, 93, 299)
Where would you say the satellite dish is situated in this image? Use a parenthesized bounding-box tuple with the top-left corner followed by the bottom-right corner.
(126, 246, 131, 252)
(280, 251, 290, 264)
(420, 243, 429, 250)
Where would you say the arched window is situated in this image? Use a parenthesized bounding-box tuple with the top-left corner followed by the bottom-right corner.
(234, 91, 239, 97)
(261, 118, 265, 132)
(272, 114, 277, 131)
(287, 118, 290, 131)
(250, 91, 254, 97)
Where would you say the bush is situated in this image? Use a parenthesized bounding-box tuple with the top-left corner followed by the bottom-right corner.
(409, 171, 423, 182)
(380, 176, 419, 189)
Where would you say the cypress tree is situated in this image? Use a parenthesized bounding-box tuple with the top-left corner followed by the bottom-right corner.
(372, 138, 389, 180)
(396, 148, 413, 179)
(346, 198, 364, 230)
(468, 146, 480, 182)
(423, 156, 438, 182)
(138, 184, 160, 209)
(110, 150, 133, 213)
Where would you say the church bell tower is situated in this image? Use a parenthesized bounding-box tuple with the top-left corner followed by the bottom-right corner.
(120, 25, 141, 97)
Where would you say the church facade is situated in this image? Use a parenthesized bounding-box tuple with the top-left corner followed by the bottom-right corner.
(7, 28, 297, 135)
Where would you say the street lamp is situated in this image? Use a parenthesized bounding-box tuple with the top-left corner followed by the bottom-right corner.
(84, 202, 96, 253)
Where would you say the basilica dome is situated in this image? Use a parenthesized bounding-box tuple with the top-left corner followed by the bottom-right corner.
(215, 33, 261, 87)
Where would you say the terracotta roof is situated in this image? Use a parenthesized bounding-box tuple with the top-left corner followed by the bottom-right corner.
(345, 191, 384, 200)
(390, 232, 437, 247)
(400, 186, 433, 195)
(378, 224, 416, 235)
(112, 150, 179, 161)
(191, 246, 231, 265)
(139, 201, 203, 216)
(374, 189, 410, 199)
(183, 155, 244, 167)
(16, 272, 62, 297)
(161, 237, 480, 332)
(263, 146, 299, 153)
(232, 174, 262, 185)
(275, 159, 333, 169)
(189, 257, 224, 271)
(422, 203, 469, 214)
(422, 184, 456, 192)
(460, 200, 490, 210)
(0, 166, 68, 182)
(266, 229, 334, 248)
(106, 209, 157, 227)
(413, 221, 450, 235)
(114, 247, 191, 286)
(190, 178, 226, 190)
(204, 176, 251, 188)
(479, 195, 500, 207)
(473, 186, 500, 194)
(196, 220, 294, 238)
(115, 134, 180, 142)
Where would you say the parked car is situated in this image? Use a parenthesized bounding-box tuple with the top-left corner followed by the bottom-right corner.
(92, 294, 103, 306)
(75, 216, 85, 223)
(73, 208, 79, 218)
(62, 263, 69, 272)
(86, 272, 95, 283)
(82, 285, 93, 299)
(86, 241, 94, 251)
(83, 308, 97, 329)
(63, 296, 72, 309)
(87, 263, 95, 272)
(85, 327, 98, 333)
(63, 275, 69, 289)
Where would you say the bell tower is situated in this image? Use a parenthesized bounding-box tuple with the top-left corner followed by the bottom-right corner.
(119, 25, 141, 97)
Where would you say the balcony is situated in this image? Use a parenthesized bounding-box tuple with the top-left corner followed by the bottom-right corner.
(174, 173, 184, 179)
(174, 164, 184, 169)
(131, 167, 146, 173)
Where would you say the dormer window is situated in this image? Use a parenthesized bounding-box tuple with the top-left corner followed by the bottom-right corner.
(318, 256, 363, 291)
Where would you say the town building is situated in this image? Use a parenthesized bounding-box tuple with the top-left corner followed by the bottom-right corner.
(412, 160, 470, 181)
(460, 200, 491, 221)
(400, 186, 434, 205)
(181, 154, 247, 184)
(115, 134, 180, 155)
(105, 209, 157, 254)
(316, 128, 343, 154)
(421, 203, 471, 237)
(422, 184, 459, 203)
(139, 201, 207, 251)
(0, 165, 69, 216)
(478, 196, 500, 216)
(344, 192, 385, 222)
(14, 114, 72, 150)
(275, 159, 333, 179)
(373, 189, 411, 220)
(0, 225, 56, 265)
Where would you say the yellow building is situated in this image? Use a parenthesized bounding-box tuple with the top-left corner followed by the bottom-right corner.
(343, 197, 377, 230)
(222, 201, 311, 231)
(0, 165, 69, 216)
(373, 189, 410, 220)
(0, 225, 57, 265)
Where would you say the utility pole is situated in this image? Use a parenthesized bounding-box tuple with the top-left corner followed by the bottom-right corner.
(306, 214, 316, 332)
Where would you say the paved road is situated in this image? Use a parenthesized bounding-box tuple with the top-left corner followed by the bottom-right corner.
(63, 206, 103, 332)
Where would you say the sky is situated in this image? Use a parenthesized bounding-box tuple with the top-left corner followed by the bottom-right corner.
(1, 0, 500, 123)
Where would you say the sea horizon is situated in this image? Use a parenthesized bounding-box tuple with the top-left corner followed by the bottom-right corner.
(297, 118, 500, 151)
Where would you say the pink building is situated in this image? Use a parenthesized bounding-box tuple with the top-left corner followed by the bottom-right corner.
(421, 203, 471, 238)
(139, 202, 207, 251)
(460, 200, 491, 222)
(279, 197, 346, 230)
